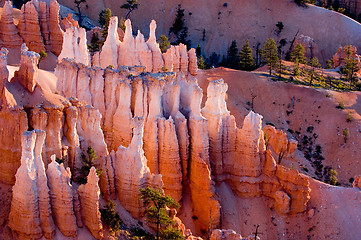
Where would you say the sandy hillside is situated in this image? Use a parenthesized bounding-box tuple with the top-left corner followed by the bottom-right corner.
(58, 0, 361, 64)
(215, 179, 361, 240)
(197, 67, 361, 186)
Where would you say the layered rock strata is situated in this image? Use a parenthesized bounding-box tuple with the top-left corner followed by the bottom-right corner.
(114, 117, 163, 218)
(47, 155, 77, 237)
(18, 0, 45, 53)
(8, 130, 55, 239)
(14, 44, 40, 93)
(59, 18, 197, 76)
(0, 0, 63, 55)
(200, 79, 311, 214)
(78, 167, 104, 239)
(0, 1, 22, 49)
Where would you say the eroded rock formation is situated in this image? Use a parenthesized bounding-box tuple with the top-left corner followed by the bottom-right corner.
(78, 167, 104, 239)
(114, 117, 163, 218)
(8, 130, 55, 239)
(47, 155, 77, 237)
(263, 125, 298, 159)
(58, 27, 90, 66)
(0, 1, 22, 49)
(333, 45, 361, 71)
(0, 0, 63, 55)
(14, 44, 40, 93)
(59, 18, 197, 76)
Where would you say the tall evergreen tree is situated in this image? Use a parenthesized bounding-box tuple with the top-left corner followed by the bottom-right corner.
(227, 40, 239, 69)
(74, 0, 86, 26)
(140, 187, 183, 240)
(291, 43, 306, 76)
(341, 45, 360, 88)
(169, 5, 190, 47)
(196, 44, 202, 58)
(239, 40, 255, 71)
(308, 57, 321, 86)
(121, 0, 139, 19)
(291, 43, 306, 63)
(261, 38, 279, 76)
(99, 8, 112, 40)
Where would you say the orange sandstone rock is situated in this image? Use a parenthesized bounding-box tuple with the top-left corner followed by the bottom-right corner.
(17, 1, 45, 53)
(9, 130, 55, 239)
(46, 155, 77, 237)
(15, 44, 39, 93)
(78, 167, 104, 240)
(0, 2, 22, 49)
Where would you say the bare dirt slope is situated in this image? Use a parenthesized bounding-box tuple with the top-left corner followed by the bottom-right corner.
(59, 0, 361, 63)
(216, 179, 361, 240)
(197, 67, 361, 186)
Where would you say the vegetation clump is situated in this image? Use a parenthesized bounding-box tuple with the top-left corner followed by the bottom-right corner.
(74, 147, 102, 184)
(261, 38, 279, 76)
(140, 187, 183, 240)
(169, 5, 190, 47)
(100, 200, 122, 233)
(158, 35, 171, 53)
(121, 0, 139, 19)
(239, 40, 255, 71)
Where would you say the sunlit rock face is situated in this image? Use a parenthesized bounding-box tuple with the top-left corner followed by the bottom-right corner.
(5, 0, 64, 55)
(8, 130, 55, 240)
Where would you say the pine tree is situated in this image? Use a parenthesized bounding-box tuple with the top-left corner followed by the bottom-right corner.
(196, 44, 202, 58)
(291, 43, 306, 64)
(308, 57, 321, 86)
(88, 32, 102, 54)
(99, 8, 112, 39)
(227, 40, 239, 69)
(341, 46, 360, 89)
(198, 56, 207, 69)
(120, 0, 139, 19)
(239, 40, 255, 71)
(100, 201, 122, 233)
(291, 43, 306, 76)
(326, 59, 333, 69)
(261, 38, 279, 76)
(158, 35, 170, 53)
(140, 187, 183, 240)
(169, 5, 190, 47)
(74, 0, 86, 26)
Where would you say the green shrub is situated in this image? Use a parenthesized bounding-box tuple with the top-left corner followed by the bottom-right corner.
(100, 200, 122, 233)
(324, 167, 339, 186)
(343, 128, 349, 143)
(75, 147, 100, 184)
(346, 112, 353, 122)
(336, 100, 345, 109)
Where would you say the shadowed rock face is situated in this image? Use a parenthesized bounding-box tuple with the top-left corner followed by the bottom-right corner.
(0, 0, 63, 56)
(15, 44, 40, 93)
(8, 130, 55, 240)
(78, 167, 104, 240)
